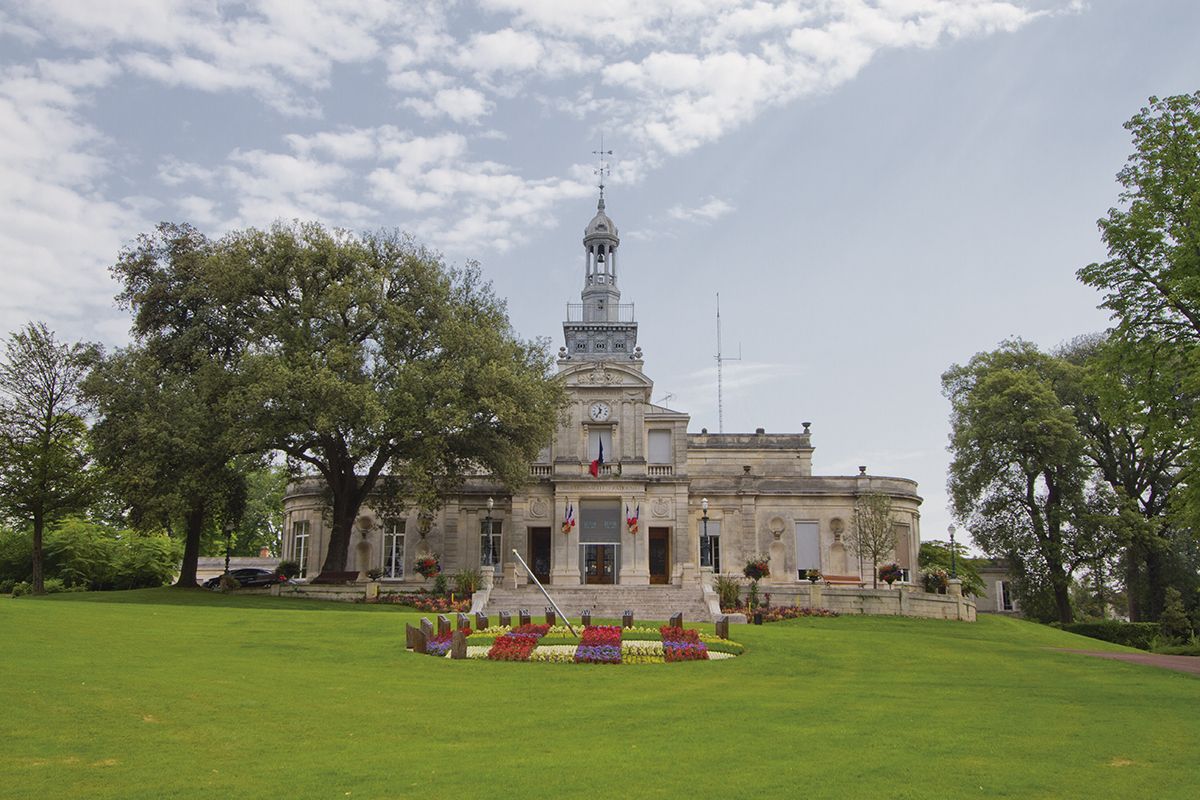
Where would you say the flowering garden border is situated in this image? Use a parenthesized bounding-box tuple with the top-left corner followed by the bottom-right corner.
(410, 623, 746, 664)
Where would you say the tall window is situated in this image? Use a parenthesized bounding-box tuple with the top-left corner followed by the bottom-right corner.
(291, 520, 310, 578)
(647, 429, 672, 463)
(383, 519, 405, 579)
(999, 580, 1014, 611)
(480, 519, 502, 567)
(588, 428, 613, 462)
(699, 519, 721, 572)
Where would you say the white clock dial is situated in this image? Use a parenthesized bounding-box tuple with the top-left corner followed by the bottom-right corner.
(589, 402, 611, 421)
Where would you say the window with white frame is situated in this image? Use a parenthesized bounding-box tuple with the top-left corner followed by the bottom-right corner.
(291, 520, 310, 578)
(383, 519, 405, 579)
(480, 519, 502, 567)
(999, 580, 1014, 611)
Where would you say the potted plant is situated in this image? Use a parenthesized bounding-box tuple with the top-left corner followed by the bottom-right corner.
(922, 568, 949, 594)
(367, 567, 385, 582)
(743, 555, 770, 621)
(878, 563, 903, 587)
(804, 569, 822, 583)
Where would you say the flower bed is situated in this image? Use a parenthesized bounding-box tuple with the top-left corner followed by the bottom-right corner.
(718, 605, 840, 622)
(415, 624, 742, 665)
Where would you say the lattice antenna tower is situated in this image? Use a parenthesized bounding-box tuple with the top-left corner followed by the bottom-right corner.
(715, 293, 741, 434)
(593, 134, 612, 205)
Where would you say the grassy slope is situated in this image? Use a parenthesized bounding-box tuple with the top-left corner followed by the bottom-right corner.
(0, 590, 1196, 799)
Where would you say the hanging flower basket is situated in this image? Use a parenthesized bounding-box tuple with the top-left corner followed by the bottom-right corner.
(743, 555, 770, 581)
(414, 554, 441, 579)
(878, 563, 903, 586)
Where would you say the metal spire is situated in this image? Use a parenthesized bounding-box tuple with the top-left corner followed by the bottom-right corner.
(715, 293, 741, 434)
(593, 134, 612, 210)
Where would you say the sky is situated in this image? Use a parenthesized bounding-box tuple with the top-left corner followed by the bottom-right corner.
(2, 0, 1198, 550)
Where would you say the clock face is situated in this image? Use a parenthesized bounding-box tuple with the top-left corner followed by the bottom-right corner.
(589, 402, 611, 422)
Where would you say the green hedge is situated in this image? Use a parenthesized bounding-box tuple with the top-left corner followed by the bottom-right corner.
(1062, 621, 1161, 651)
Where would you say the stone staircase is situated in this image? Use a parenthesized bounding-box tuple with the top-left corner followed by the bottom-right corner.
(482, 584, 711, 622)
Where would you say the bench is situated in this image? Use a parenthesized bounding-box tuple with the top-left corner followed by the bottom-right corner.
(310, 571, 362, 585)
(820, 574, 867, 588)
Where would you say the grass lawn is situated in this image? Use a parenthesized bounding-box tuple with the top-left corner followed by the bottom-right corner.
(1, 590, 1197, 799)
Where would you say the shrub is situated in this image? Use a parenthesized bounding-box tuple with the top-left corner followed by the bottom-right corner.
(432, 574, 448, 595)
(715, 574, 741, 609)
(453, 568, 482, 596)
(0, 578, 15, 594)
(11, 581, 31, 597)
(277, 560, 300, 579)
(218, 574, 242, 592)
(1159, 587, 1193, 642)
(1062, 620, 1161, 651)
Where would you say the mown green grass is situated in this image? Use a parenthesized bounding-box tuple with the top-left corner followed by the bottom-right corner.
(1, 590, 1196, 799)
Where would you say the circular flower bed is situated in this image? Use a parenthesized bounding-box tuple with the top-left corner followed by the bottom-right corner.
(412, 624, 745, 664)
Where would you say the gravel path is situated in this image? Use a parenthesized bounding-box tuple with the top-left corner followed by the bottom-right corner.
(1057, 649, 1200, 676)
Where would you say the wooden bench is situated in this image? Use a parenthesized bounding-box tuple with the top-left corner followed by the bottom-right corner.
(310, 571, 362, 585)
(820, 574, 867, 588)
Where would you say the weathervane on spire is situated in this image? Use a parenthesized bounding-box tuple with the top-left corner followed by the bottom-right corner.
(593, 134, 612, 209)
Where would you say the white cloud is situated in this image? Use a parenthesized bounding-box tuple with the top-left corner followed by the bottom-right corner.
(402, 87, 494, 124)
(0, 59, 142, 341)
(667, 197, 735, 222)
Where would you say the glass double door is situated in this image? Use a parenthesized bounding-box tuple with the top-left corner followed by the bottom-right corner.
(583, 544, 617, 584)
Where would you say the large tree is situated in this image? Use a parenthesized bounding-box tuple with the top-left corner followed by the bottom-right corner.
(943, 341, 1122, 623)
(218, 222, 565, 578)
(1077, 92, 1200, 347)
(88, 223, 253, 588)
(1056, 333, 1193, 619)
(0, 323, 93, 594)
(84, 348, 250, 587)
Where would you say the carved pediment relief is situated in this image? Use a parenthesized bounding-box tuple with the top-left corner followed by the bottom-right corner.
(560, 360, 653, 390)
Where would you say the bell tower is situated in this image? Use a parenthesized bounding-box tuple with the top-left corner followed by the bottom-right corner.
(562, 148, 640, 363)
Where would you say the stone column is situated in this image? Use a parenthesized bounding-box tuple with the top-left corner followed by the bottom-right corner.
(551, 496, 580, 585)
(622, 492, 650, 585)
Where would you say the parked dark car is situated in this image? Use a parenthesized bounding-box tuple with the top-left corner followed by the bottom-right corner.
(203, 568, 283, 589)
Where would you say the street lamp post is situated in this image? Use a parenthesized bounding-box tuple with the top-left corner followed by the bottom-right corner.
(948, 524, 958, 579)
(700, 497, 709, 568)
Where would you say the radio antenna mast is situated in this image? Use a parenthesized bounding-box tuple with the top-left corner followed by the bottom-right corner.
(715, 293, 741, 433)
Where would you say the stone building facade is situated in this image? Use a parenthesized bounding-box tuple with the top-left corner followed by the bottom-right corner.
(282, 195, 924, 598)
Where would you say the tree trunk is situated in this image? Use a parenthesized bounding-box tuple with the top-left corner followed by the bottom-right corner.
(1048, 565, 1073, 624)
(1125, 546, 1144, 621)
(31, 512, 45, 595)
(318, 475, 363, 576)
(174, 501, 205, 588)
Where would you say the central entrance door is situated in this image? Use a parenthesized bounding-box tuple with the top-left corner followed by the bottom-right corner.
(528, 527, 551, 583)
(648, 527, 670, 584)
(584, 544, 616, 584)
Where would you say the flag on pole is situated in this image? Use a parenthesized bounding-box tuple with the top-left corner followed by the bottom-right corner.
(589, 438, 605, 477)
(561, 503, 575, 534)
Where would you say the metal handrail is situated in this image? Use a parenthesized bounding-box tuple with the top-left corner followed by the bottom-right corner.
(511, 549, 578, 637)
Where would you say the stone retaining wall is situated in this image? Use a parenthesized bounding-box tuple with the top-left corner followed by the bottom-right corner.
(758, 584, 975, 621)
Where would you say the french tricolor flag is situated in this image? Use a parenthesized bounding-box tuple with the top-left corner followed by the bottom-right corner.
(589, 438, 605, 477)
